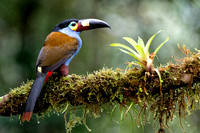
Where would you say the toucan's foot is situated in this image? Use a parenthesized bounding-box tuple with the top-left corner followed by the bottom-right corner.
(22, 112, 33, 122)
(60, 65, 68, 76)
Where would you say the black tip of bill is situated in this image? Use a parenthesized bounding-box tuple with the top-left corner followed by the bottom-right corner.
(90, 19, 111, 29)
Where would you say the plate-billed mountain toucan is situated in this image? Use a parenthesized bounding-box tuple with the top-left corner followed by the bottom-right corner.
(22, 18, 110, 122)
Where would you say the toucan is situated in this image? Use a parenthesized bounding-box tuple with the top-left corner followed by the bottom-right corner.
(22, 18, 110, 122)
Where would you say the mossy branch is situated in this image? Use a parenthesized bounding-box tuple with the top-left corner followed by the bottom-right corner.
(0, 50, 200, 132)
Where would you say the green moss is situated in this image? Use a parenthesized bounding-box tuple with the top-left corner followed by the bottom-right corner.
(0, 52, 200, 132)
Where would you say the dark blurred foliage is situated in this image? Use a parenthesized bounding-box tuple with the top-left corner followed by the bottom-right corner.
(0, 0, 200, 132)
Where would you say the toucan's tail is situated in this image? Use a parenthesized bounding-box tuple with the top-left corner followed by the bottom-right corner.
(22, 72, 47, 122)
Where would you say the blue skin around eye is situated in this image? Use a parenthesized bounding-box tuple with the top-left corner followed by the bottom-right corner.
(59, 27, 82, 66)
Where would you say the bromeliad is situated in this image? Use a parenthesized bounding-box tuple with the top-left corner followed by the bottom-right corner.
(110, 31, 169, 95)
(110, 30, 169, 72)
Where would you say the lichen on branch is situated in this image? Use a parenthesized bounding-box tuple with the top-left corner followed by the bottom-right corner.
(0, 49, 200, 133)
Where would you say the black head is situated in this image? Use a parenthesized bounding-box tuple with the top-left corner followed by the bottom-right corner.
(52, 19, 78, 32)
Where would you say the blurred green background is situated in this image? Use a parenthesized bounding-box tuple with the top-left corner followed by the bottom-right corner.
(0, 0, 200, 132)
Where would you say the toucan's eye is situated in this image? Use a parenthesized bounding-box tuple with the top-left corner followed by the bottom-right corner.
(71, 22, 76, 26)
(69, 22, 78, 31)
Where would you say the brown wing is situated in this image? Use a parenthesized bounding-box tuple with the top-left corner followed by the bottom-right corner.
(36, 32, 79, 73)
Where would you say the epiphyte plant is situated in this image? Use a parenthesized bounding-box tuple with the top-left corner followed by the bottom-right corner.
(110, 30, 170, 72)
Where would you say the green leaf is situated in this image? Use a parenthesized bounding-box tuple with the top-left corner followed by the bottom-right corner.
(145, 30, 163, 54)
(137, 37, 145, 48)
(134, 44, 145, 60)
(123, 37, 145, 60)
(123, 37, 138, 47)
(119, 48, 140, 61)
(110, 43, 140, 59)
(153, 35, 170, 57)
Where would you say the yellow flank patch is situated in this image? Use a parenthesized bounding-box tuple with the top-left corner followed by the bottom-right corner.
(37, 67, 42, 73)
